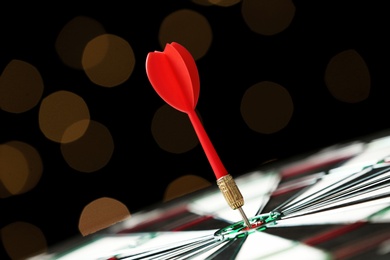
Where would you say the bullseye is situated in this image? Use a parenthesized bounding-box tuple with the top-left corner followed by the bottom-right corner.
(214, 212, 281, 240)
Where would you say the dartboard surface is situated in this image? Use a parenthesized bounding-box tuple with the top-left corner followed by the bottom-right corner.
(30, 129, 390, 260)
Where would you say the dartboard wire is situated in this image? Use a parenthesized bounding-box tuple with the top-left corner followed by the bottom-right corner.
(172, 237, 240, 260)
(268, 173, 324, 214)
(115, 234, 217, 260)
(281, 172, 390, 218)
(279, 181, 390, 220)
(254, 172, 325, 216)
(275, 166, 374, 215)
(272, 163, 390, 218)
(149, 238, 223, 260)
(114, 232, 246, 260)
(269, 171, 325, 197)
(279, 186, 390, 220)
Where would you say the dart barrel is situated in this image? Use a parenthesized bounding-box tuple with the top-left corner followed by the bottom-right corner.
(216, 174, 245, 210)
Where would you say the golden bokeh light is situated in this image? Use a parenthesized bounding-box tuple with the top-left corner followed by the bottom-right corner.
(325, 49, 371, 103)
(0, 60, 44, 113)
(209, 0, 241, 7)
(78, 197, 130, 236)
(240, 81, 294, 134)
(159, 9, 212, 60)
(1, 221, 47, 260)
(163, 174, 212, 202)
(61, 120, 114, 173)
(55, 16, 106, 70)
(0, 141, 42, 198)
(82, 34, 136, 87)
(241, 0, 296, 35)
(151, 104, 199, 154)
(39, 90, 90, 143)
(191, 0, 214, 6)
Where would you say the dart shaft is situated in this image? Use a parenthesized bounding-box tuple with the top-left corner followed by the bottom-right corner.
(187, 110, 228, 179)
(238, 207, 251, 228)
(187, 108, 250, 226)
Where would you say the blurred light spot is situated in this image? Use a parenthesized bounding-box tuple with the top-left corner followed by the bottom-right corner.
(0, 60, 44, 113)
(241, 0, 296, 35)
(191, 0, 213, 6)
(1, 221, 47, 259)
(163, 174, 212, 202)
(39, 90, 90, 143)
(151, 104, 199, 154)
(325, 49, 370, 103)
(209, 0, 241, 7)
(78, 197, 130, 236)
(82, 34, 135, 87)
(159, 9, 212, 60)
(61, 120, 114, 173)
(55, 16, 106, 70)
(0, 182, 12, 199)
(0, 141, 43, 198)
(62, 119, 91, 144)
(240, 81, 293, 134)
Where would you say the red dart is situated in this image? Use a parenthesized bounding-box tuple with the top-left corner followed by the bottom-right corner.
(146, 42, 251, 227)
(146, 42, 225, 179)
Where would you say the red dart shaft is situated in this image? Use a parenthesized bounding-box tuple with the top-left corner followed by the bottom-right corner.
(187, 110, 227, 179)
(188, 110, 251, 228)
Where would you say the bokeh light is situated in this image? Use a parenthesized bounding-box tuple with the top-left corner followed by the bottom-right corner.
(79, 197, 130, 236)
(325, 49, 371, 103)
(82, 34, 136, 87)
(39, 90, 90, 143)
(0, 60, 44, 113)
(61, 120, 114, 173)
(1, 221, 47, 260)
(0, 141, 42, 198)
(240, 81, 294, 134)
(163, 174, 212, 202)
(151, 104, 199, 154)
(159, 9, 212, 60)
(55, 16, 106, 70)
(241, 0, 296, 35)
(209, 0, 241, 7)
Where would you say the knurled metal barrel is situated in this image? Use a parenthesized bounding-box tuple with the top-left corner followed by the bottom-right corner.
(216, 174, 244, 210)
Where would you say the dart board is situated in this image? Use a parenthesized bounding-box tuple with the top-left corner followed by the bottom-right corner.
(29, 129, 390, 260)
